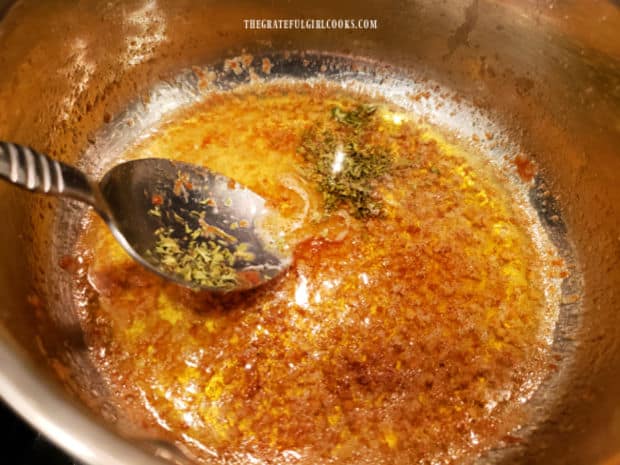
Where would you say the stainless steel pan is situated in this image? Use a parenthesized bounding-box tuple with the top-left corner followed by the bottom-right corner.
(0, 1, 618, 464)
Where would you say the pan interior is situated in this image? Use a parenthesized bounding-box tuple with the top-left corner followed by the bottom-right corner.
(42, 52, 579, 465)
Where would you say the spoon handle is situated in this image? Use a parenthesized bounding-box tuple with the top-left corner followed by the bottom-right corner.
(0, 141, 98, 207)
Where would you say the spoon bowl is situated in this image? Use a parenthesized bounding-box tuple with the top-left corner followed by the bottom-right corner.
(0, 142, 291, 291)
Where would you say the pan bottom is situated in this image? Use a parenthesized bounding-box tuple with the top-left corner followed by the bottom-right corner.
(50, 52, 575, 465)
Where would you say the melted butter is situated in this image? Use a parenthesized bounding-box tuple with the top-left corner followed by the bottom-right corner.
(76, 83, 558, 465)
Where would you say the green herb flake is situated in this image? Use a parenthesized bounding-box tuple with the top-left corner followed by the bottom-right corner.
(148, 206, 161, 217)
(173, 212, 185, 224)
(331, 104, 377, 127)
(234, 242, 256, 262)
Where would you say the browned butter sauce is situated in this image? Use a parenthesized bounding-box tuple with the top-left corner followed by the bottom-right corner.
(74, 82, 560, 465)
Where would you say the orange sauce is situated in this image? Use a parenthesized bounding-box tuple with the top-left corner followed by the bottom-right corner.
(512, 153, 537, 183)
(74, 83, 556, 464)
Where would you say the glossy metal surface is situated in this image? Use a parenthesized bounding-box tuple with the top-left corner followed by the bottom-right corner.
(0, 1, 618, 465)
(100, 158, 290, 291)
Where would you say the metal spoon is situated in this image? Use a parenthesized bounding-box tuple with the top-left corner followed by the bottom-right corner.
(0, 142, 291, 291)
